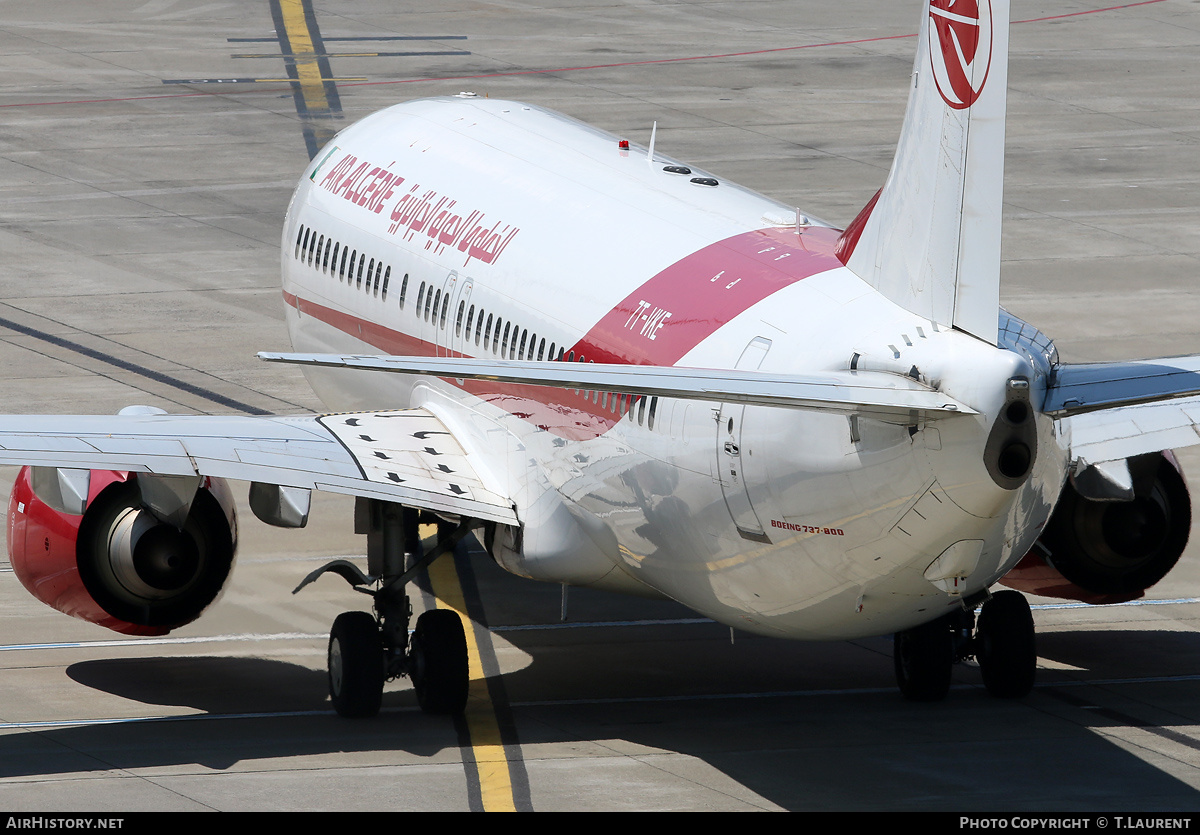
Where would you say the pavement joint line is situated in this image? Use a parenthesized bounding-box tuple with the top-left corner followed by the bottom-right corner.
(1, 596, 1196, 652)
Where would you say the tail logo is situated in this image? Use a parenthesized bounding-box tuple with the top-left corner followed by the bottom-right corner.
(928, 0, 993, 110)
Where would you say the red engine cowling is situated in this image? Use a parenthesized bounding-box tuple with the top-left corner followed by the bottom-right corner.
(1002, 451, 1191, 604)
(8, 467, 237, 635)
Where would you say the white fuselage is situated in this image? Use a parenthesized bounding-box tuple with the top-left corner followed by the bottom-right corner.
(280, 96, 1068, 640)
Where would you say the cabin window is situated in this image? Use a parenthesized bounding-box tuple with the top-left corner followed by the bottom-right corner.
(455, 301, 466, 337)
(439, 293, 450, 329)
(648, 397, 658, 430)
(429, 288, 440, 322)
(356, 255, 365, 289)
(465, 305, 476, 342)
(330, 242, 340, 274)
(416, 282, 426, 315)
(322, 238, 332, 272)
(518, 329, 528, 360)
(537, 338, 546, 361)
(339, 246, 348, 280)
(367, 259, 376, 293)
(483, 313, 493, 350)
(295, 226, 306, 259)
(381, 266, 390, 300)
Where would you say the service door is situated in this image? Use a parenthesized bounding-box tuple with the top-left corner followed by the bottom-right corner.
(717, 336, 771, 543)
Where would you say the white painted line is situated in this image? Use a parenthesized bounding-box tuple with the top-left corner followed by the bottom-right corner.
(0, 632, 322, 652)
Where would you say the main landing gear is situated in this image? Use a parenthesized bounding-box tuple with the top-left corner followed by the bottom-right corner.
(295, 500, 473, 718)
(893, 590, 1036, 701)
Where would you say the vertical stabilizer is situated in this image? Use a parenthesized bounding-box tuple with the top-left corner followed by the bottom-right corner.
(840, 0, 1009, 345)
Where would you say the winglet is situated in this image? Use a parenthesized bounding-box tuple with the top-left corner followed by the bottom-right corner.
(839, 0, 1010, 345)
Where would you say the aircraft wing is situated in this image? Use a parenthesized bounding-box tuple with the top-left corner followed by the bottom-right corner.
(1046, 356, 1200, 467)
(0, 409, 517, 524)
(1061, 398, 1200, 469)
(258, 353, 978, 422)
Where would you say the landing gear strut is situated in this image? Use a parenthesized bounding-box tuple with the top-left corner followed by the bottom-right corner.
(295, 501, 474, 718)
(893, 590, 1036, 701)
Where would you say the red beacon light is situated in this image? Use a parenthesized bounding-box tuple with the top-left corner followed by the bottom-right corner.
(618, 139, 629, 150)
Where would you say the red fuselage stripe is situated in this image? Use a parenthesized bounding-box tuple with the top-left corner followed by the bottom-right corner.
(287, 225, 842, 438)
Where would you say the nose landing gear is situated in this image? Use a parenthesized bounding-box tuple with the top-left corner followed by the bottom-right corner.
(893, 590, 1036, 701)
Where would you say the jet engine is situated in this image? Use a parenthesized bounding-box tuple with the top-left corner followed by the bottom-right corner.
(1002, 451, 1190, 604)
(7, 467, 237, 635)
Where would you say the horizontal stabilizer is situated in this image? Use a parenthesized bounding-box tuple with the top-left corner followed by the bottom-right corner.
(259, 352, 977, 422)
(1045, 357, 1200, 417)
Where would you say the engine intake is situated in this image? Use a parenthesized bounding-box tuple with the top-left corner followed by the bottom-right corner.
(1004, 452, 1190, 601)
(9, 468, 237, 635)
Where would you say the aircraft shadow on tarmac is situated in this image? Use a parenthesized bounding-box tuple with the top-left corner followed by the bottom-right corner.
(1, 617, 1192, 810)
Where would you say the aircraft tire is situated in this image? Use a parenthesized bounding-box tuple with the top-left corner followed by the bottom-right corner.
(976, 591, 1036, 699)
(410, 609, 469, 715)
(328, 611, 385, 718)
(894, 615, 954, 701)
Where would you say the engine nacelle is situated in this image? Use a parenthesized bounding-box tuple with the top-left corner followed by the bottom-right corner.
(8, 467, 237, 635)
(1002, 451, 1190, 603)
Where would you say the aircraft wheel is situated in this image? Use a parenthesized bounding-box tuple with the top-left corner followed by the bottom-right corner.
(328, 611, 385, 718)
(976, 590, 1036, 698)
(410, 609, 469, 715)
(894, 615, 954, 701)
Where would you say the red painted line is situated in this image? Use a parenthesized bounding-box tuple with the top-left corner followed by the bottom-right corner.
(0, 2, 1167, 110)
(1014, 0, 1169, 25)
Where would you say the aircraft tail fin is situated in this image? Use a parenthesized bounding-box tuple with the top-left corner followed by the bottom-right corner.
(838, 0, 1010, 345)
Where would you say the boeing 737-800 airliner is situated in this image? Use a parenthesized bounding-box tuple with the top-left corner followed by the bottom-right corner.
(4, 0, 1199, 715)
